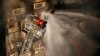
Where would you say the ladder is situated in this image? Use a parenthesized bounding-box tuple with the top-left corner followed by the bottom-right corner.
(19, 15, 45, 56)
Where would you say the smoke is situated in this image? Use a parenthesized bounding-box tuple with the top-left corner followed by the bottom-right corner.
(41, 11, 99, 56)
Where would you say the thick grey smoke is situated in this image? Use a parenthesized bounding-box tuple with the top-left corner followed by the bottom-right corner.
(41, 11, 100, 56)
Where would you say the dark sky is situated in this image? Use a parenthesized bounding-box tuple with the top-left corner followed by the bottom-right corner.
(0, 0, 6, 56)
